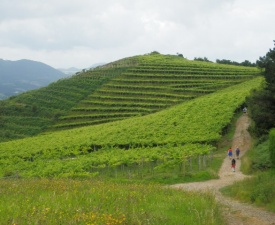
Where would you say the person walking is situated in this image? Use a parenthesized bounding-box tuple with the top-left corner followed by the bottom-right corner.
(235, 147, 240, 159)
(231, 158, 236, 172)
(228, 147, 233, 160)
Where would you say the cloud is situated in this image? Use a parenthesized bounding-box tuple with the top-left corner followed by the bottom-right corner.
(0, 0, 275, 68)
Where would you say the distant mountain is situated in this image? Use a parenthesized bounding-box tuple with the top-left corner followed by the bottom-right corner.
(89, 62, 106, 68)
(58, 63, 106, 75)
(58, 67, 81, 75)
(0, 59, 67, 100)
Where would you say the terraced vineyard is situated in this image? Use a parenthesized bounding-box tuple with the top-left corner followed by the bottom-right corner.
(0, 77, 264, 178)
(0, 67, 127, 141)
(52, 54, 260, 129)
(0, 53, 261, 141)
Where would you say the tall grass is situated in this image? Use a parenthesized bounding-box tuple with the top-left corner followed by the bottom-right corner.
(0, 178, 224, 225)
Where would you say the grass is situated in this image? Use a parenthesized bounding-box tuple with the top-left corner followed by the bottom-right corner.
(220, 169, 275, 213)
(96, 157, 222, 185)
(241, 138, 272, 174)
(0, 178, 225, 225)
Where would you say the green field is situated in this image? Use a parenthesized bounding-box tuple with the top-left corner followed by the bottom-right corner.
(0, 179, 224, 225)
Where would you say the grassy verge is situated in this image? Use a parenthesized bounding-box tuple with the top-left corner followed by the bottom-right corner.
(0, 178, 225, 225)
(220, 169, 275, 212)
(241, 138, 271, 174)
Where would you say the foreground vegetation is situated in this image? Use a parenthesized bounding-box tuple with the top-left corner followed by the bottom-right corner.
(0, 178, 224, 225)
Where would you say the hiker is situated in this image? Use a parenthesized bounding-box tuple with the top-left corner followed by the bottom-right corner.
(243, 107, 247, 113)
(235, 147, 240, 159)
(231, 158, 236, 172)
(228, 147, 233, 159)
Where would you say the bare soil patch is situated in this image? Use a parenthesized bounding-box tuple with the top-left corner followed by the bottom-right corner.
(171, 114, 275, 225)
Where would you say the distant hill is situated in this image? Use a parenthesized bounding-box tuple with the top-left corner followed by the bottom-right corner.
(0, 59, 67, 99)
(58, 63, 106, 75)
(58, 67, 81, 75)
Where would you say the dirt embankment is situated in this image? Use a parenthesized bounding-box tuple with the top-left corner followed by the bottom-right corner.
(171, 114, 275, 225)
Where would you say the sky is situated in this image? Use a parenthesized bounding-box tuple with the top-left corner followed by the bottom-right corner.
(0, 0, 275, 69)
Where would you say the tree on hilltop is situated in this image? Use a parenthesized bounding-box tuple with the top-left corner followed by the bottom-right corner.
(216, 59, 256, 67)
(240, 60, 256, 67)
(194, 57, 212, 62)
(149, 51, 160, 55)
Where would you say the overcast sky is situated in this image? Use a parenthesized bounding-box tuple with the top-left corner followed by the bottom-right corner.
(1, 0, 275, 69)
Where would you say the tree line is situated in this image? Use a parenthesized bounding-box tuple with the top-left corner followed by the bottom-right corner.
(246, 40, 275, 167)
(193, 57, 256, 67)
(246, 40, 275, 136)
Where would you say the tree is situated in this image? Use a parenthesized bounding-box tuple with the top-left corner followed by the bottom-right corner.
(194, 57, 212, 62)
(256, 40, 275, 84)
(246, 41, 275, 136)
(240, 60, 256, 67)
(149, 51, 160, 55)
(246, 87, 275, 135)
(216, 59, 256, 67)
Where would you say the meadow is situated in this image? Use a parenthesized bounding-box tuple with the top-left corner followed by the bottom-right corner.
(0, 178, 224, 225)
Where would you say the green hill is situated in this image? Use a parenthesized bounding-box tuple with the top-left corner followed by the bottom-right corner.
(0, 76, 264, 178)
(0, 53, 260, 142)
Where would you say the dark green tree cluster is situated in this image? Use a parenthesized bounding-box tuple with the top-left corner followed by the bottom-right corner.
(194, 57, 212, 62)
(216, 59, 256, 67)
(257, 42, 275, 85)
(246, 41, 275, 136)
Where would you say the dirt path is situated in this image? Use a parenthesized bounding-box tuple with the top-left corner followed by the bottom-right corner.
(171, 114, 275, 225)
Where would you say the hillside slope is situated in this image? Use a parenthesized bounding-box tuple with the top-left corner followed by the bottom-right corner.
(0, 77, 264, 178)
(0, 53, 261, 142)
(0, 59, 66, 99)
